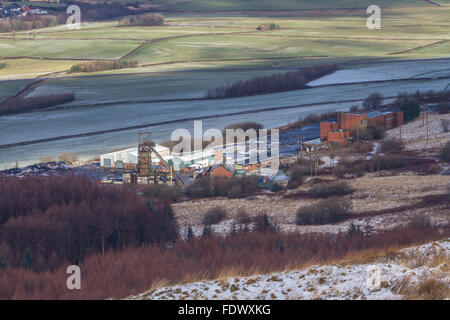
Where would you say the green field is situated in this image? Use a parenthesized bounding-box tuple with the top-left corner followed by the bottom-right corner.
(0, 79, 32, 100)
(0, 4, 449, 79)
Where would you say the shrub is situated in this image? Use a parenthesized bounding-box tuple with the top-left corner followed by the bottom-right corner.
(202, 207, 228, 226)
(380, 138, 405, 153)
(351, 142, 373, 154)
(254, 213, 276, 233)
(235, 209, 252, 230)
(441, 118, 450, 133)
(271, 183, 284, 193)
(0, 63, 6, 70)
(439, 141, 450, 162)
(296, 198, 352, 225)
(309, 181, 354, 198)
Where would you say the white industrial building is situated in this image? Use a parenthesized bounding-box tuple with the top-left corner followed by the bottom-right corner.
(100, 145, 170, 168)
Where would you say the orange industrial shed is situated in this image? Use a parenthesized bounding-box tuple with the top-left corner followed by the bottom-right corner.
(320, 110, 404, 143)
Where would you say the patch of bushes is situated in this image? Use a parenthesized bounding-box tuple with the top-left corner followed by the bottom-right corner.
(287, 166, 308, 189)
(369, 155, 406, 171)
(206, 64, 337, 99)
(439, 141, 450, 162)
(202, 207, 228, 226)
(0, 63, 6, 70)
(0, 15, 61, 33)
(254, 213, 277, 233)
(257, 23, 280, 31)
(119, 13, 165, 26)
(70, 60, 138, 73)
(186, 176, 258, 199)
(335, 158, 365, 178)
(351, 142, 373, 154)
(354, 124, 386, 141)
(296, 198, 352, 225)
(143, 184, 184, 203)
(309, 181, 354, 198)
(271, 183, 284, 192)
(380, 138, 405, 153)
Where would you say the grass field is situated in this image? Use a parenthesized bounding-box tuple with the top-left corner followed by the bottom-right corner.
(0, 5, 448, 79)
(0, 79, 32, 101)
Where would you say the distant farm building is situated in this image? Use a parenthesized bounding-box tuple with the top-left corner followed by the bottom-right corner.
(320, 110, 403, 143)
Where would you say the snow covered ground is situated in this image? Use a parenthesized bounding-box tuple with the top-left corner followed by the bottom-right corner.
(386, 112, 450, 152)
(130, 239, 449, 300)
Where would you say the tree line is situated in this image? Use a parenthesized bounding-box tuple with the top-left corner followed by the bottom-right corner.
(0, 15, 63, 33)
(0, 93, 75, 116)
(70, 60, 138, 73)
(206, 64, 338, 99)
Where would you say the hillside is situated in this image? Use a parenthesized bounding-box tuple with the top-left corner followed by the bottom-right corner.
(131, 239, 450, 300)
(150, 0, 433, 12)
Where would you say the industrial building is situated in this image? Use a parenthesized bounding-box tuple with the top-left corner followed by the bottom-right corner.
(100, 145, 170, 169)
(100, 134, 284, 185)
(320, 110, 404, 143)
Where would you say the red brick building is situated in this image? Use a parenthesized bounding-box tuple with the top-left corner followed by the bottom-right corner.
(321, 110, 403, 143)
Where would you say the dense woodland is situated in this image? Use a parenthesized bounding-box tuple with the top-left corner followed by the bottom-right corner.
(0, 176, 177, 272)
(206, 64, 337, 99)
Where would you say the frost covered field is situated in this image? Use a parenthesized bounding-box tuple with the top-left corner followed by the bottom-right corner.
(131, 239, 449, 300)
